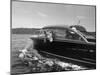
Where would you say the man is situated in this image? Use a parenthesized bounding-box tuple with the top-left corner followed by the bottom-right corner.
(71, 27, 88, 42)
(46, 31, 53, 42)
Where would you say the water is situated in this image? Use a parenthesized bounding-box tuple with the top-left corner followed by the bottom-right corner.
(11, 34, 32, 74)
(11, 34, 87, 74)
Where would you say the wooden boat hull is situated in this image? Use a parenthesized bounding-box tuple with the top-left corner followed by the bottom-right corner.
(31, 38, 96, 64)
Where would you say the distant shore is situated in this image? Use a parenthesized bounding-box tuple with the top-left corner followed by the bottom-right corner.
(12, 28, 96, 38)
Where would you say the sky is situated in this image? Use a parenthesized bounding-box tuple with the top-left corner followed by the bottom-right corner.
(12, 1, 96, 32)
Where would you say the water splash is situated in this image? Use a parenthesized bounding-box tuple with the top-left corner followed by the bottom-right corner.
(18, 48, 87, 73)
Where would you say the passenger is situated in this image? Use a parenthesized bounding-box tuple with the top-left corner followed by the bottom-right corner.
(46, 31, 53, 42)
(71, 27, 86, 39)
(71, 27, 78, 32)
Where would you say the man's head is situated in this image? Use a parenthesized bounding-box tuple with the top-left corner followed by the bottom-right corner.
(71, 27, 77, 31)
